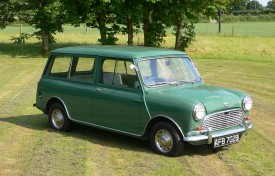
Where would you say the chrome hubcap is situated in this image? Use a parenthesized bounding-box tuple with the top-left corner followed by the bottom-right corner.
(51, 109, 64, 129)
(155, 129, 173, 153)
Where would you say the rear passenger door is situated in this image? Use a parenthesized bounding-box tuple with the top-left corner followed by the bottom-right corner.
(65, 56, 96, 122)
(91, 58, 142, 134)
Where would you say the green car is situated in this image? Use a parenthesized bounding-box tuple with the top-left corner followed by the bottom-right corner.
(34, 45, 253, 156)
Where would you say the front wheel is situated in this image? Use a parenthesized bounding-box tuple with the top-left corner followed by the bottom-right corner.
(150, 122, 184, 157)
(48, 103, 71, 132)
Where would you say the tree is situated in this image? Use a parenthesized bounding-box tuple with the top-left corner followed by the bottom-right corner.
(0, 0, 16, 29)
(62, 0, 119, 45)
(246, 0, 262, 10)
(141, 0, 167, 47)
(166, 0, 232, 50)
(228, 0, 249, 11)
(267, 0, 275, 10)
(112, 0, 142, 46)
(19, 0, 67, 55)
(90, 0, 119, 45)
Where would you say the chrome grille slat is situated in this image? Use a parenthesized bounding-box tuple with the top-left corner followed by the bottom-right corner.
(202, 109, 244, 131)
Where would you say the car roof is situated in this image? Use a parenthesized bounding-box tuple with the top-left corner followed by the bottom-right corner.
(51, 45, 187, 59)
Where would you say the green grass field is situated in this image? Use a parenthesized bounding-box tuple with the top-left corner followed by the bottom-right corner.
(0, 23, 275, 175)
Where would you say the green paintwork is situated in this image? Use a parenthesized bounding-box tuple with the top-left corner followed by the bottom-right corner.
(35, 45, 251, 144)
(143, 83, 246, 133)
(52, 45, 186, 60)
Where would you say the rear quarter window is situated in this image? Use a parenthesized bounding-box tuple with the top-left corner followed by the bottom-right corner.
(69, 57, 95, 83)
(46, 56, 71, 78)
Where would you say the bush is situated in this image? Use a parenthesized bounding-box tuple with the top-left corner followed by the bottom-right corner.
(222, 13, 275, 23)
(10, 33, 32, 44)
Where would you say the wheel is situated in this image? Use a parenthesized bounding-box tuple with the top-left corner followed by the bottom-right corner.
(150, 122, 184, 157)
(48, 103, 71, 132)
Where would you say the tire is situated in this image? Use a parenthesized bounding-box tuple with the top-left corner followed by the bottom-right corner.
(48, 103, 71, 132)
(150, 122, 184, 157)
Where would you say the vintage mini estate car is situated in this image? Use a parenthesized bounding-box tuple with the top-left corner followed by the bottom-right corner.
(34, 45, 253, 156)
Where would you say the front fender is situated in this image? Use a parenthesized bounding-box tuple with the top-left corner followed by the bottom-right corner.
(144, 92, 197, 135)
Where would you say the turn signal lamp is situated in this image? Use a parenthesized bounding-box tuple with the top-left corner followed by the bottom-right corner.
(196, 126, 202, 131)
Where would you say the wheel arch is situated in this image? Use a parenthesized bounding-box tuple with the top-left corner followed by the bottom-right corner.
(45, 97, 67, 115)
(142, 116, 184, 140)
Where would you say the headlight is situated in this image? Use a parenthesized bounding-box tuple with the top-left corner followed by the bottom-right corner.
(193, 103, 206, 121)
(243, 96, 253, 111)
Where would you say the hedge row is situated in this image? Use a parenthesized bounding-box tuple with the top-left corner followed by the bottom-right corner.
(222, 13, 275, 22)
(230, 10, 275, 15)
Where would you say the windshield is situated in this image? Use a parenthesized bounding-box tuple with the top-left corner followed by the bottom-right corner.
(138, 57, 201, 87)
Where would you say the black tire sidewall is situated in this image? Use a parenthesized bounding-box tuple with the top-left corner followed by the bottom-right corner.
(150, 122, 184, 157)
(48, 103, 71, 132)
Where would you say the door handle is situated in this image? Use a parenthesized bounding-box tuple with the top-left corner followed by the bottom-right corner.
(96, 88, 102, 92)
(132, 99, 143, 103)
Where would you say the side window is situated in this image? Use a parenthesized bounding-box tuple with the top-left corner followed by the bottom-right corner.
(100, 59, 140, 89)
(70, 57, 95, 83)
(47, 56, 71, 78)
(75, 57, 95, 72)
(102, 60, 116, 73)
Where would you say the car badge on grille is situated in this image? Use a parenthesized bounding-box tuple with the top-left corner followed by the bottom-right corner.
(224, 102, 229, 108)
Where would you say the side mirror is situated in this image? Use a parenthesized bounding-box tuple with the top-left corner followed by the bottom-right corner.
(130, 64, 138, 71)
(193, 62, 197, 67)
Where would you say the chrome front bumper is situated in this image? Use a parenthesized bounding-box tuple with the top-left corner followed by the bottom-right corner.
(184, 120, 253, 144)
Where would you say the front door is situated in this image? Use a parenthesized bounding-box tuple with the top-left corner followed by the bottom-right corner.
(91, 58, 142, 134)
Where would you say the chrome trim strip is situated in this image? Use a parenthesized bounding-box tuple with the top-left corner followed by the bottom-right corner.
(184, 123, 252, 143)
(245, 120, 251, 135)
(142, 115, 185, 138)
(70, 118, 141, 137)
(141, 81, 152, 119)
(45, 96, 67, 112)
(208, 128, 212, 144)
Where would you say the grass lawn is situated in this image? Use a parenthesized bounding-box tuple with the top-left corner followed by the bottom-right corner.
(0, 24, 274, 175)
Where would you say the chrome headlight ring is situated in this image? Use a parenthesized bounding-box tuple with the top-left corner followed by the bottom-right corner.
(193, 103, 206, 121)
(242, 95, 253, 111)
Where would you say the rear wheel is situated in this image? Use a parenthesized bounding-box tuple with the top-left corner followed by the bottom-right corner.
(48, 103, 71, 132)
(150, 122, 184, 157)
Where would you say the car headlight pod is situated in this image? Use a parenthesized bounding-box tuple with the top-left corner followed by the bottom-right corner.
(193, 103, 206, 121)
(243, 96, 253, 111)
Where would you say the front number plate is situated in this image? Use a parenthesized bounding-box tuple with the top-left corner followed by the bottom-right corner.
(213, 133, 239, 148)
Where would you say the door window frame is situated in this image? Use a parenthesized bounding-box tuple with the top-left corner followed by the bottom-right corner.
(95, 57, 142, 91)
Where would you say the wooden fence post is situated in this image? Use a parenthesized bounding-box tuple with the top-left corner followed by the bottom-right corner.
(20, 24, 22, 35)
(218, 9, 222, 34)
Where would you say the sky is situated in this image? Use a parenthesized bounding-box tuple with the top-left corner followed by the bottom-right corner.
(258, 0, 269, 6)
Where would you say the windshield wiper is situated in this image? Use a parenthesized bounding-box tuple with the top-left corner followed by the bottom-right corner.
(152, 82, 169, 86)
(168, 81, 180, 86)
(155, 81, 181, 86)
(177, 80, 196, 84)
(150, 80, 197, 86)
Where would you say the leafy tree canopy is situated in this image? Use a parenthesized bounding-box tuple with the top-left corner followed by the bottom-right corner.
(267, 0, 275, 10)
(228, 0, 249, 11)
(246, 0, 262, 10)
(0, 0, 17, 29)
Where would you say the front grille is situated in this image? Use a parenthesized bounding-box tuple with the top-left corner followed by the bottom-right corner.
(202, 109, 244, 131)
